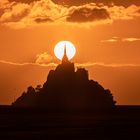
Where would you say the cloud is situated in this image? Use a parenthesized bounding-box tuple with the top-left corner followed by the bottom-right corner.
(0, 2, 30, 22)
(122, 38, 140, 42)
(1, 59, 140, 68)
(35, 52, 53, 64)
(0, 0, 140, 28)
(0, 0, 13, 17)
(0, 59, 57, 67)
(52, 0, 140, 7)
(8, 0, 39, 4)
(0, 0, 9, 6)
(101, 37, 140, 43)
(101, 38, 118, 43)
(34, 17, 53, 23)
(108, 4, 140, 20)
(67, 6, 110, 22)
(76, 62, 140, 68)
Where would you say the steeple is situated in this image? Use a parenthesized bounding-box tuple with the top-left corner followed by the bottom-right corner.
(62, 44, 69, 64)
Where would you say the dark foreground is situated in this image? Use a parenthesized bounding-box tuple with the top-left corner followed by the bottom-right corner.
(0, 105, 140, 140)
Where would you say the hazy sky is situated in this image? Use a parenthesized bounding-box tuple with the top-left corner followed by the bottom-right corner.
(0, 0, 140, 105)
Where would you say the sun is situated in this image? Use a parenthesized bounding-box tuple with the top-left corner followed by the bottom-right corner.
(54, 41, 76, 60)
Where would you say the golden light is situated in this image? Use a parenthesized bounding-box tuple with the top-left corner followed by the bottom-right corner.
(54, 41, 76, 60)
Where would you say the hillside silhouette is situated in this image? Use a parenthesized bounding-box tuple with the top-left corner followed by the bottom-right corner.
(12, 47, 116, 111)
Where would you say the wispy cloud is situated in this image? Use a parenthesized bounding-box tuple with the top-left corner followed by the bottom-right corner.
(0, 59, 140, 68)
(0, 0, 140, 28)
(101, 38, 118, 43)
(122, 38, 140, 42)
(0, 59, 57, 67)
(76, 62, 140, 68)
(101, 37, 140, 43)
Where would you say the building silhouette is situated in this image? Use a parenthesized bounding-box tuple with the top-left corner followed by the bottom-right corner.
(12, 46, 116, 111)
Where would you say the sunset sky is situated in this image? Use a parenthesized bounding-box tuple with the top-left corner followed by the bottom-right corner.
(0, 0, 140, 105)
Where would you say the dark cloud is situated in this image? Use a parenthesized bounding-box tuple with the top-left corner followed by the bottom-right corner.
(7, 0, 140, 7)
(0, 9, 4, 17)
(34, 17, 53, 23)
(67, 7, 110, 22)
(8, 0, 39, 4)
(53, 0, 140, 7)
(0, 0, 140, 28)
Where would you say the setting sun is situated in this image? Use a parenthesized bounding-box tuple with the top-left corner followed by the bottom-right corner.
(54, 41, 76, 60)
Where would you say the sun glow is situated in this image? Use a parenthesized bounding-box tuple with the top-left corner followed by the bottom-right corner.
(54, 41, 76, 60)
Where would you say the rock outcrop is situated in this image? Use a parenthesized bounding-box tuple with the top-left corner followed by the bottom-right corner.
(12, 47, 116, 111)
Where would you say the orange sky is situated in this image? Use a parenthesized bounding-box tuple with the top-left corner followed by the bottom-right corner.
(0, 0, 140, 105)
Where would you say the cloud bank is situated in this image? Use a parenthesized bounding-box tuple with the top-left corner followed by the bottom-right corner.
(0, 0, 140, 28)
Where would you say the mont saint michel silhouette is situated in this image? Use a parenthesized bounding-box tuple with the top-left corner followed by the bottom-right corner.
(12, 46, 116, 111)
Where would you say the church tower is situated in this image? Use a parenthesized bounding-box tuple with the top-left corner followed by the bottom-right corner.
(54, 43, 75, 73)
(62, 45, 69, 64)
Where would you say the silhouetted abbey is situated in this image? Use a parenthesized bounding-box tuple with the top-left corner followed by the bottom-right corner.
(12, 47, 116, 111)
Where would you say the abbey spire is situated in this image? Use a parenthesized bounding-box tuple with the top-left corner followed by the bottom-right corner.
(62, 44, 69, 64)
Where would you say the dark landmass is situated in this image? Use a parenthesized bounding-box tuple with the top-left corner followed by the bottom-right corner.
(0, 105, 139, 140)
(12, 49, 116, 111)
